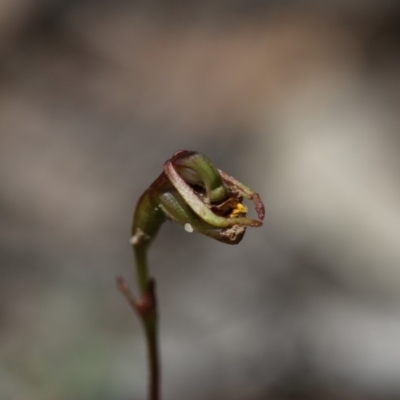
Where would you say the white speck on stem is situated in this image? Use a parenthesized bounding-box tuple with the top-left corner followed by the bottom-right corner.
(184, 223, 193, 233)
(130, 229, 150, 245)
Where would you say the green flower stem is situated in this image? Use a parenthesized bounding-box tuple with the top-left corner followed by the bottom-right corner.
(131, 213, 162, 400)
(116, 272, 159, 400)
(133, 245, 150, 295)
(143, 291, 159, 400)
(133, 245, 159, 400)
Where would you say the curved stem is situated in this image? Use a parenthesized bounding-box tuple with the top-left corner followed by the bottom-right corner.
(143, 286, 159, 400)
(134, 245, 150, 296)
(133, 246, 160, 400)
(128, 190, 165, 400)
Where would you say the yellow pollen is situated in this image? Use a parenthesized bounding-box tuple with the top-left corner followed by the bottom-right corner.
(230, 203, 247, 217)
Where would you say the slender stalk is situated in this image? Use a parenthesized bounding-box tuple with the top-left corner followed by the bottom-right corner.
(118, 243, 160, 400)
(133, 245, 160, 400)
(143, 289, 159, 400)
(117, 275, 160, 400)
(134, 245, 150, 295)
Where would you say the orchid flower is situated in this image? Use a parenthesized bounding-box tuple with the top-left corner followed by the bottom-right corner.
(118, 150, 265, 400)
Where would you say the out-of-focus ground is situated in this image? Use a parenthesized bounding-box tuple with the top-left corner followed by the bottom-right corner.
(1, 1, 400, 399)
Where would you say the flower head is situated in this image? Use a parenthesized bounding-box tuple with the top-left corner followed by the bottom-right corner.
(132, 150, 264, 247)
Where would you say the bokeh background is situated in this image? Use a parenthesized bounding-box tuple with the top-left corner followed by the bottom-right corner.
(1, 1, 400, 399)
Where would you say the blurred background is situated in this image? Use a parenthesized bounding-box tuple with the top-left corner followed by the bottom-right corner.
(1, 1, 400, 399)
